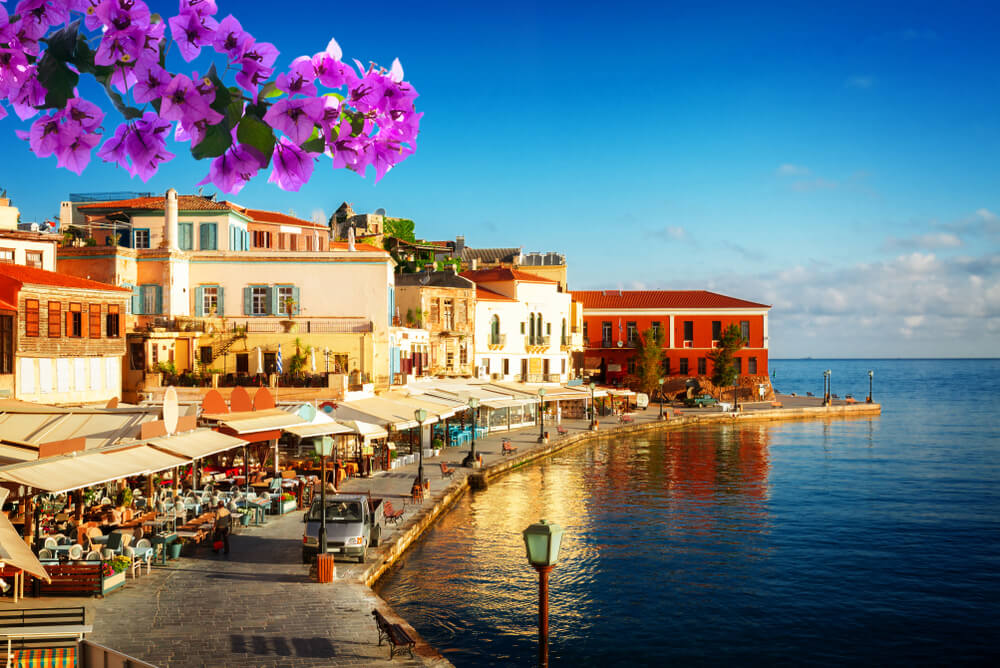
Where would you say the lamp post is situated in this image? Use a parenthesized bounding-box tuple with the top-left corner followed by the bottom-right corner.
(412, 408, 428, 496)
(523, 520, 564, 668)
(589, 382, 597, 430)
(463, 397, 480, 467)
(867, 369, 874, 403)
(537, 387, 547, 443)
(826, 369, 832, 405)
(314, 435, 333, 559)
(658, 377, 665, 419)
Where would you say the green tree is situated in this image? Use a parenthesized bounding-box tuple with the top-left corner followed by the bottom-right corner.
(708, 324, 744, 390)
(384, 218, 416, 242)
(633, 327, 666, 397)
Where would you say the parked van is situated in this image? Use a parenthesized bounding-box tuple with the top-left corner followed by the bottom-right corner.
(302, 494, 383, 564)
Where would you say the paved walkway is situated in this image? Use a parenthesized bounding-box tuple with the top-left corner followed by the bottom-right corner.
(7, 394, 863, 666)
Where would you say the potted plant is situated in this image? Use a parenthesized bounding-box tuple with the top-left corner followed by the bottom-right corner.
(101, 556, 130, 594)
(280, 492, 296, 514)
(280, 296, 298, 333)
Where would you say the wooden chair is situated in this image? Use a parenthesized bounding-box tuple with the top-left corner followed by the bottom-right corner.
(557, 425, 568, 437)
(383, 501, 404, 524)
(501, 440, 518, 455)
(440, 462, 455, 478)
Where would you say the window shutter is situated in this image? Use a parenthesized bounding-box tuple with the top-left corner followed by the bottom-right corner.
(131, 285, 142, 315)
(243, 287, 252, 315)
(291, 286, 300, 315)
(65, 310, 71, 337)
(217, 286, 225, 316)
(194, 286, 204, 317)
(200, 223, 209, 250)
(154, 285, 163, 314)
(269, 286, 279, 316)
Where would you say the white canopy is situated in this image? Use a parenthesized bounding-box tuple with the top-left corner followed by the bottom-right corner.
(147, 428, 247, 459)
(0, 512, 49, 582)
(337, 420, 388, 444)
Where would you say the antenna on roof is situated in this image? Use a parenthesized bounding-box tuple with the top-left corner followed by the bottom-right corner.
(197, 187, 203, 196)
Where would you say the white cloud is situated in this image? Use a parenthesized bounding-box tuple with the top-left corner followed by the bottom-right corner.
(664, 226, 686, 240)
(883, 232, 962, 251)
(846, 75, 875, 89)
(777, 164, 810, 176)
(976, 208, 998, 223)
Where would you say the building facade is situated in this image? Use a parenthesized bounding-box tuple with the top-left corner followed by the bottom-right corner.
(572, 290, 771, 386)
(462, 267, 573, 383)
(394, 271, 476, 377)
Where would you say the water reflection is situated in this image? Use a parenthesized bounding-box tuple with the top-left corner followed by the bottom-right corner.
(375, 425, 773, 666)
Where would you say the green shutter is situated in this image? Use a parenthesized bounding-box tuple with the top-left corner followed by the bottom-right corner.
(200, 223, 217, 250)
(291, 286, 300, 315)
(243, 287, 252, 315)
(217, 286, 225, 316)
(131, 285, 142, 315)
(269, 286, 279, 316)
(199, 223, 209, 250)
(153, 285, 163, 314)
(194, 286, 204, 316)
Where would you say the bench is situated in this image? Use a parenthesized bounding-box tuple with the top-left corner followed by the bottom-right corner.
(845, 397, 857, 405)
(0, 607, 89, 660)
(771, 401, 783, 408)
(372, 609, 415, 659)
(439, 462, 455, 478)
(556, 425, 568, 437)
(501, 440, 517, 456)
(382, 501, 404, 525)
(619, 414, 634, 424)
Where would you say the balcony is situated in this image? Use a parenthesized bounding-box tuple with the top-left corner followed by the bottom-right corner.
(524, 335, 550, 352)
(487, 333, 506, 350)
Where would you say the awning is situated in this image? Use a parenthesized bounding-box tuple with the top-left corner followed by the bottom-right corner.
(285, 422, 355, 438)
(385, 393, 465, 420)
(485, 398, 536, 409)
(337, 420, 388, 444)
(334, 397, 438, 430)
(0, 513, 49, 582)
(201, 408, 305, 434)
(0, 445, 190, 494)
(147, 429, 247, 459)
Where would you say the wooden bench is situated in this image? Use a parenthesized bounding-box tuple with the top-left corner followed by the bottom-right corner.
(382, 501, 404, 525)
(439, 462, 455, 478)
(619, 414, 634, 423)
(501, 440, 517, 456)
(372, 609, 415, 659)
(556, 425, 568, 437)
(771, 401, 783, 408)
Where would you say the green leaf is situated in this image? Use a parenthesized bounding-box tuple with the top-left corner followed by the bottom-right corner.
(205, 64, 232, 118)
(102, 81, 143, 120)
(44, 19, 81, 62)
(70, 34, 96, 75)
(323, 92, 345, 101)
(191, 123, 233, 160)
(225, 87, 244, 127)
(350, 113, 365, 137)
(260, 81, 283, 99)
(36, 52, 79, 110)
(300, 137, 326, 154)
(237, 113, 276, 165)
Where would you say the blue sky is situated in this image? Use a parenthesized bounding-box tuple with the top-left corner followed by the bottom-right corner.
(2, 1, 998, 357)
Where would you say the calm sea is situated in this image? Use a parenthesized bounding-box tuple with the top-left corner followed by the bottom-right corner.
(375, 360, 1000, 666)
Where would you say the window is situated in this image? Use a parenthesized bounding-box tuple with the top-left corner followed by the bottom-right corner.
(651, 321, 661, 339)
(749, 357, 757, 374)
(305, 235, 313, 251)
(201, 346, 213, 365)
(0, 315, 12, 373)
(627, 358, 636, 374)
(460, 344, 468, 365)
(583, 321, 588, 342)
(0, 248, 13, 263)
(236, 353, 248, 374)
(199, 222, 218, 250)
(288, 235, 298, 251)
(446, 350, 455, 368)
(430, 298, 440, 325)
(48, 301, 61, 338)
(141, 285, 160, 314)
(546, 322, 551, 335)
(663, 357, 670, 375)
(251, 286, 269, 315)
(129, 342, 145, 370)
(490, 315, 500, 344)
(89, 303, 101, 338)
(276, 285, 298, 316)
(520, 321, 526, 334)
(502, 358, 509, 375)
(106, 304, 120, 337)
(679, 358, 689, 374)
(456, 299, 465, 325)
(712, 321, 721, 341)
(735, 357, 742, 374)
(442, 299, 454, 329)
(253, 230, 272, 248)
(202, 287, 219, 316)
(740, 320, 750, 343)
(277, 233, 285, 250)
(25, 299, 39, 337)
(178, 222, 193, 250)
(67, 303, 82, 337)
(133, 229, 150, 248)
(626, 321, 637, 344)
(25, 251, 43, 268)
(602, 321, 612, 345)
(683, 320, 694, 341)
(698, 357, 706, 375)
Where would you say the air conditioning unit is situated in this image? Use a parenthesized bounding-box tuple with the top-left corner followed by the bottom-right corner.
(683, 340, 693, 348)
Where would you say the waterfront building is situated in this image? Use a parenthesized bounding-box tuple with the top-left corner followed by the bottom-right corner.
(0, 195, 58, 271)
(572, 290, 771, 387)
(56, 190, 395, 402)
(461, 267, 575, 383)
(394, 270, 476, 378)
(0, 262, 129, 403)
(388, 326, 430, 385)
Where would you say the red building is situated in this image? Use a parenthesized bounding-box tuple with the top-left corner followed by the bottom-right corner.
(571, 290, 771, 386)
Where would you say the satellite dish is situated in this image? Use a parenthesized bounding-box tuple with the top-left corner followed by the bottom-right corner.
(163, 387, 179, 436)
(375, 208, 386, 216)
(617, 340, 623, 348)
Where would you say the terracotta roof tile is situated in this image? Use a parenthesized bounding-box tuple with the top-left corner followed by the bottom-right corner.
(230, 206, 328, 229)
(0, 263, 130, 292)
(571, 290, 770, 309)
(476, 287, 517, 302)
(77, 195, 232, 211)
(460, 267, 558, 285)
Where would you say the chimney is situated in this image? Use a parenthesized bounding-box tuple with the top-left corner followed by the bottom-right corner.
(471, 258, 478, 271)
(455, 235, 465, 257)
(165, 188, 178, 251)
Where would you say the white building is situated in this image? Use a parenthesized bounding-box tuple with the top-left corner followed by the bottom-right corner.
(461, 268, 573, 383)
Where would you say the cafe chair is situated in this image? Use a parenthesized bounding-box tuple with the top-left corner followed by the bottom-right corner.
(84, 550, 102, 561)
(67, 544, 83, 560)
(37, 548, 53, 560)
(99, 496, 112, 506)
(123, 546, 149, 578)
(43, 537, 58, 550)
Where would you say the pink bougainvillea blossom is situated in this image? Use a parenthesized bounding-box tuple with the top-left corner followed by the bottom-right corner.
(268, 137, 313, 191)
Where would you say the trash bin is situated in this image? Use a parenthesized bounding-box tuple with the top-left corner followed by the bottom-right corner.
(317, 553, 336, 583)
(168, 542, 182, 560)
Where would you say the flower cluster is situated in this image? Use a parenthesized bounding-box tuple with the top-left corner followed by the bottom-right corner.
(0, 0, 420, 192)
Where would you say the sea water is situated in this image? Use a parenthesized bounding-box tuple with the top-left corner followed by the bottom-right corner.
(375, 359, 1000, 665)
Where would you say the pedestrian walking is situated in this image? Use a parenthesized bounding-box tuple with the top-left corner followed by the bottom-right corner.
(214, 501, 232, 555)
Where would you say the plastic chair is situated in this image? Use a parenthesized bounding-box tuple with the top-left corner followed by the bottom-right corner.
(43, 537, 58, 550)
(84, 550, 102, 561)
(67, 544, 83, 560)
(37, 548, 53, 560)
(99, 496, 112, 506)
(100, 548, 114, 561)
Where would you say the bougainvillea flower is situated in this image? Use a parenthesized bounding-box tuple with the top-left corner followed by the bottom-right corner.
(180, 0, 219, 19)
(14, 0, 70, 40)
(63, 97, 104, 133)
(168, 9, 218, 62)
(276, 56, 318, 97)
(268, 137, 313, 191)
(55, 130, 101, 175)
(313, 52, 358, 90)
(213, 14, 252, 62)
(263, 97, 324, 145)
(95, 25, 144, 66)
(159, 73, 222, 126)
(10, 73, 46, 121)
(95, 0, 151, 32)
(125, 112, 171, 167)
(132, 61, 171, 103)
(97, 122, 135, 174)
(198, 142, 263, 194)
(20, 110, 63, 158)
(108, 61, 139, 93)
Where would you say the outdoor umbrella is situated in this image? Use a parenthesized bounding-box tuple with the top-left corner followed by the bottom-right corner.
(256, 346, 263, 375)
(276, 344, 283, 375)
(311, 348, 316, 373)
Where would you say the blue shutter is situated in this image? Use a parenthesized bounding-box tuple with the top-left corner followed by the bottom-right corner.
(243, 287, 252, 315)
(131, 285, 142, 315)
(291, 286, 300, 315)
(194, 286, 204, 316)
(153, 285, 163, 314)
(269, 287, 279, 316)
(217, 286, 225, 316)
(200, 223, 210, 250)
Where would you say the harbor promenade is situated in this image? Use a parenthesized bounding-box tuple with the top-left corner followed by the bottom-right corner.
(9, 395, 879, 667)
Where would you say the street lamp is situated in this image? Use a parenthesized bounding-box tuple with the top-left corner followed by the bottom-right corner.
(412, 408, 428, 497)
(313, 435, 334, 560)
(826, 369, 832, 405)
(867, 369, 874, 403)
(537, 387, 547, 442)
(463, 397, 481, 467)
(523, 519, 564, 668)
(658, 377, 665, 419)
(589, 382, 597, 430)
